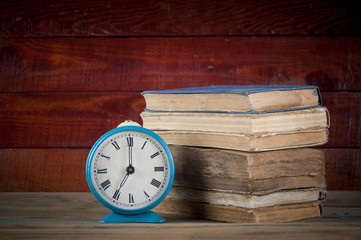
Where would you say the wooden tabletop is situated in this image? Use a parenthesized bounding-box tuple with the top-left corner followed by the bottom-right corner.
(0, 191, 360, 239)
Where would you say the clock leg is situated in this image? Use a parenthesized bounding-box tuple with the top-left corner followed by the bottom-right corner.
(99, 211, 166, 223)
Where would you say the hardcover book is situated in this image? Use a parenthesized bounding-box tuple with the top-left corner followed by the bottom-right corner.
(155, 198, 322, 223)
(141, 107, 329, 135)
(141, 107, 329, 151)
(142, 85, 321, 113)
(167, 186, 322, 209)
(170, 145, 325, 194)
(154, 129, 328, 152)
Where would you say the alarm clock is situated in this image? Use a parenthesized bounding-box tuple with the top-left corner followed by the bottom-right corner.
(86, 120, 175, 223)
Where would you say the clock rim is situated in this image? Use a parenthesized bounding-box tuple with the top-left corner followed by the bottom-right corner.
(86, 125, 175, 215)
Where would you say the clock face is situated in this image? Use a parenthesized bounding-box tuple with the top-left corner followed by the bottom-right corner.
(87, 128, 174, 214)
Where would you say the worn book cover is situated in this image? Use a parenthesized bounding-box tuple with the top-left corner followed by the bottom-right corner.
(170, 145, 325, 193)
(142, 85, 321, 113)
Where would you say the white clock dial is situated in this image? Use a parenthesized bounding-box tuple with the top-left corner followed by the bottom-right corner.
(90, 130, 170, 210)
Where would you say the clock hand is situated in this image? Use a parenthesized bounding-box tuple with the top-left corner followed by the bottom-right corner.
(118, 172, 130, 189)
(113, 172, 129, 200)
(128, 145, 132, 166)
(115, 164, 135, 199)
(127, 137, 133, 166)
(117, 164, 135, 190)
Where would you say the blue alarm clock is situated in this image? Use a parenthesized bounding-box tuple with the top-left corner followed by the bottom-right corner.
(86, 120, 175, 223)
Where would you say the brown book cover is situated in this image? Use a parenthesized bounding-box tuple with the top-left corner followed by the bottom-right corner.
(170, 145, 325, 193)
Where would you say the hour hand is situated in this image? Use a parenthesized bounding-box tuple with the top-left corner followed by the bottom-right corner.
(113, 172, 129, 200)
(119, 173, 129, 189)
(117, 165, 135, 190)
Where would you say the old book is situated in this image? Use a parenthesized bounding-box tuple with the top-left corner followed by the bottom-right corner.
(141, 107, 329, 135)
(157, 129, 328, 152)
(170, 146, 325, 194)
(168, 186, 321, 209)
(155, 198, 322, 223)
(142, 85, 321, 113)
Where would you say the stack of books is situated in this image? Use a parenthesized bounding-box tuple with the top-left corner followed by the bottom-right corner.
(141, 85, 329, 222)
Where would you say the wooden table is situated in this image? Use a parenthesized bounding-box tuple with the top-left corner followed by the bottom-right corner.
(0, 191, 360, 239)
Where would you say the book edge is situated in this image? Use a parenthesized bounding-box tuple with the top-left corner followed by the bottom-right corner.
(141, 85, 320, 96)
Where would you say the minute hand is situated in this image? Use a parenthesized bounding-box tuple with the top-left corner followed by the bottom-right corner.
(127, 136, 133, 166)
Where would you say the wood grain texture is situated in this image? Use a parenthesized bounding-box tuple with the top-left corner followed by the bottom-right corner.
(0, 148, 359, 192)
(0, 92, 359, 148)
(0, 192, 360, 239)
(0, 0, 360, 37)
(1, 37, 360, 92)
(0, 0, 360, 193)
(322, 92, 361, 148)
(0, 92, 144, 147)
(0, 149, 89, 192)
(324, 149, 361, 190)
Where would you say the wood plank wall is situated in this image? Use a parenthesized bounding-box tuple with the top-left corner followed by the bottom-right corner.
(0, 0, 360, 191)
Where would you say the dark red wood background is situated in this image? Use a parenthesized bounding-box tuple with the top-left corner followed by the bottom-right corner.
(0, 0, 360, 191)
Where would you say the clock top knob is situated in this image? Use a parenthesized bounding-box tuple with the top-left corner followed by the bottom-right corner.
(117, 120, 141, 128)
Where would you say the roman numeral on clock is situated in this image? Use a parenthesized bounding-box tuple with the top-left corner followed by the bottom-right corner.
(100, 179, 111, 190)
(150, 178, 161, 188)
(111, 141, 120, 150)
(129, 193, 134, 203)
(100, 154, 110, 160)
(126, 136, 133, 147)
(97, 168, 107, 174)
(143, 190, 150, 199)
(154, 166, 164, 172)
(113, 189, 120, 200)
(150, 152, 159, 159)
(141, 141, 147, 150)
